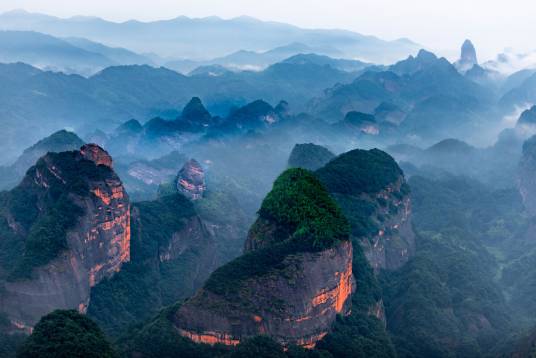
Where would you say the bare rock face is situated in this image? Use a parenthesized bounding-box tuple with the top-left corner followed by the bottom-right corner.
(455, 39, 478, 73)
(360, 177, 414, 271)
(176, 159, 206, 200)
(80, 143, 113, 168)
(174, 241, 353, 348)
(316, 148, 415, 271)
(519, 135, 536, 215)
(173, 169, 354, 348)
(461, 40, 478, 66)
(0, 145, 130, 329)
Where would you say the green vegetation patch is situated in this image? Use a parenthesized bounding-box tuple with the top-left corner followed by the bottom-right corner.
(17, 310, 116, 358)
(287, 143, 335, 171)
(256, 168, 349, 248)
(316, 148, 402, 195)
(205, 168, 349, 296)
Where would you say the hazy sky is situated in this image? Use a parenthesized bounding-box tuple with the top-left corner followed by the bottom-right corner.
(0, 0, 533, 61)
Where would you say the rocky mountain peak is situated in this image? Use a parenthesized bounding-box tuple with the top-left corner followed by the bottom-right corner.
(416, 49, 438, 62)
(0, 145, 130, 328)
(176, 159, 206, 200)
(461, 39, 478, 65)
(11, 129, 84, 177)
(316, 148, 415, 271)
(389, 49, 439, 75)
(173, 169, 353, 349)
(80, 143, 113, 168)
(455, 39, 478, 73)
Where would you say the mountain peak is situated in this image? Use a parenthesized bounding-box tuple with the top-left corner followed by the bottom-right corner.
(454, 39, 478, 73)
(416, 49, 438, 61)
(173, 168, 353, 348)
(461, 39, 478, 65)
(181, 97, 211, 124)
(288, 143, 335, 171)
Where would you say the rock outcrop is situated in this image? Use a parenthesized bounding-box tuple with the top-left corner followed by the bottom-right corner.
(336, 111, 380, 135)
(173, 169, 354, 348)
(518, 135, 536, 215)
(0, 144, 130, 329)
(86, 192, 222, 335)
(80, 143, 113, 167)
(316, 148, 415, 271)
(455, 39, 478, 73)
(176, 159, 206, 200)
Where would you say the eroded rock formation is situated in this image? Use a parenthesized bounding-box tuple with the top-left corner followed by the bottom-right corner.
(455, 39, 478, 73)
(316, 148, 415, 271)
(0, 144, 130, 328)
(519, 135, 536, 215)
(173, 169, 354, 348)
(176, 159, 206, 200)
(80, 143, 113, 168)
(359, 177, 414, 271)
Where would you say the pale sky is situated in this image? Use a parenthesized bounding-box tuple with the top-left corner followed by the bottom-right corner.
(0, 0, 534, 61)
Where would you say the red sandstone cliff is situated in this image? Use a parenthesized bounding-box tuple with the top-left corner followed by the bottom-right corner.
(174, 240, 353, 348)
(172, 169, 354, 349)
(176, 159, 206, 200)
(0, 144, 130, 329)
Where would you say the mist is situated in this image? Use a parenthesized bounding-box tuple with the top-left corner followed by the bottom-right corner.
(1, 4, 536, 358)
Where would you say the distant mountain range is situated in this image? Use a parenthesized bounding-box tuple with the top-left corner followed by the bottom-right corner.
(0, 55, 360, 163)
(0, 29, 372, 75)
(0, 9, 420, 64)
(310, 50, 494, 140)
(0, 30, 154, 75)
(165, 42, 355, 74)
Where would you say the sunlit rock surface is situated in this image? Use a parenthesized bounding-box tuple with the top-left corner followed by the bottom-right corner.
(0, 145, 130, 328)
(173, 169, 354, 348)
(176, 159, 206, 200)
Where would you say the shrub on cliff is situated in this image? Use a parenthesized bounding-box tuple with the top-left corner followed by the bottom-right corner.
(256, 168, 349, 249)
(204, 168, 349, 296)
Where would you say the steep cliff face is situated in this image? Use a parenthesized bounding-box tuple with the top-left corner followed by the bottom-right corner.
(176, 159, 206, 200)
(316, 148, 415, 271)
(173, 169, 354, 348)
(455, 39, 478, 73)
(0, 144, 130, 329)
(86, 192, 221, 335)
(518, 135, 536, 216)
